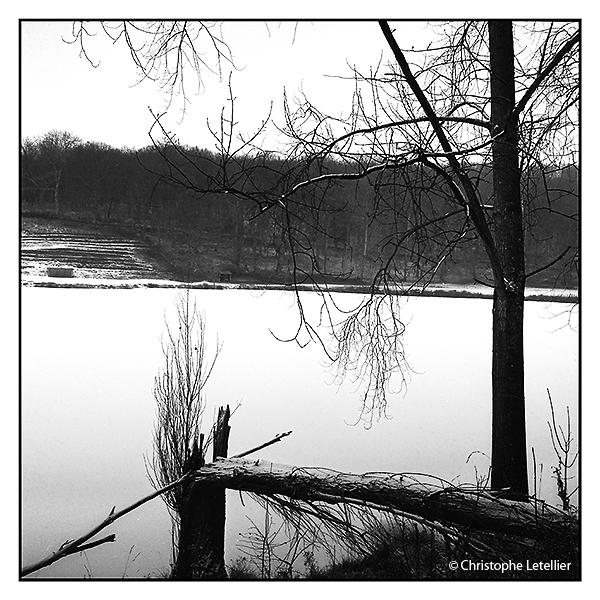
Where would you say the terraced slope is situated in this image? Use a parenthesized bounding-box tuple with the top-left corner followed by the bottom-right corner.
(21, 218, 173, 280)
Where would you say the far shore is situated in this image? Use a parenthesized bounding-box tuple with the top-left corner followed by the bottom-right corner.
(20, 275, 578, 304)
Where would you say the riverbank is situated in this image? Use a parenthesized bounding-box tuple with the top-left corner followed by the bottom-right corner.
(20, 273, 578, 303)
(21, 216, 578, 303)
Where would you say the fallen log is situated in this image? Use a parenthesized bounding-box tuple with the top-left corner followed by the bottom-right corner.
(22, 439, 576, 578)
(192, 458, 577, 541)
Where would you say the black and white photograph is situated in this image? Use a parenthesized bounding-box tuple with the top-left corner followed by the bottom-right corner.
(18, 17, 581, 583)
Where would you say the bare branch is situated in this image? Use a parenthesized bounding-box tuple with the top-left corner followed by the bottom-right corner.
(21, 471, 194, 577)
(513, 29, 580, 118)
(233, 431, 293, 459)
(525, 246, 574, 280)
(378, 21, 504, 287)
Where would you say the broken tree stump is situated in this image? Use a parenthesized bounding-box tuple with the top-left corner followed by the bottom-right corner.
(171, 406, 231, 580)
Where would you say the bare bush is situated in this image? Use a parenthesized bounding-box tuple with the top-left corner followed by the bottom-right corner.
(146, 289, 221, 546)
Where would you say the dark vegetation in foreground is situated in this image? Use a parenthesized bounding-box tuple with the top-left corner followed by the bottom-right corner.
(221, 479, 579, 582)
(227, 525, 579, 581)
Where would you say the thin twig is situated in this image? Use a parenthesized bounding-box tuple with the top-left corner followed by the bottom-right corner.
(232, 431, 293, 459)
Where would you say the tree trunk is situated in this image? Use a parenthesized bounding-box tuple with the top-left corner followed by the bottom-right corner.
(53, 167, 62, 216)
(172, 406, 230, 580)
(489, 21, 528, 498)
(360, 211, 369, 281)
(192, 457, 575, 541)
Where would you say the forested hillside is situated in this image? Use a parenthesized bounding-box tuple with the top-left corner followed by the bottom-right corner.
(21, 131, 578, 288)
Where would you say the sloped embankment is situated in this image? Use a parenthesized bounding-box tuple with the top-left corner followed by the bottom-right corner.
(21, 218, 174, 281)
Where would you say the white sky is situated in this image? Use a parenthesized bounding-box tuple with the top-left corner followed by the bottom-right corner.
(20, 20, 436, 151)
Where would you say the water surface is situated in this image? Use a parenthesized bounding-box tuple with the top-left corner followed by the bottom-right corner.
(21, 287, 578, 578)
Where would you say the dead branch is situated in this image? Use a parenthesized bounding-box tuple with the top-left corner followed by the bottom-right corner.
(21, 431, 293, 578)
(232, 431, 293, 459)
(21, 471, 193, 578)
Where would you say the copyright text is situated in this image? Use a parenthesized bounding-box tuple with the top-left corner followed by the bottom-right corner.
(448, 559, 571, 573)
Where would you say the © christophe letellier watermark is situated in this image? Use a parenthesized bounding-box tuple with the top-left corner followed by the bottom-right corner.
(448, 559, 572, 573)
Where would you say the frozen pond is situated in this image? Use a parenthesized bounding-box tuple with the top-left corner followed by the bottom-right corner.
(21, 287, 579, 578)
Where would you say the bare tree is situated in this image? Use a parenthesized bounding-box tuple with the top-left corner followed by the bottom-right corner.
(75, 20, 579, 500)
(28, 130, 81, 215)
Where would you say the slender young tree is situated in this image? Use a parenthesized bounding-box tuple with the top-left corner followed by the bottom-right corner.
(147, 289, 222, 575)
